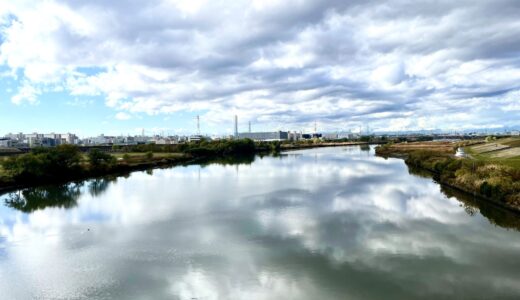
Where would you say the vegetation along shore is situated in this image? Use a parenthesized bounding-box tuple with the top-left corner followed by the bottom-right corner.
(0, 139, 374, 193)
(0, 139, 260, 193)
(376, 138, 520, 212)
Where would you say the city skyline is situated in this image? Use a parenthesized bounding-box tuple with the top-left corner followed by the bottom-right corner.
(1, 1, 520, 136)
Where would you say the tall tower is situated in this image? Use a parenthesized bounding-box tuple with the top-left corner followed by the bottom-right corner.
(234, 115, 238, 139)
(196, 115, 200, 135)
(314, 121, 317, 134)
(248, 121, 251, 133)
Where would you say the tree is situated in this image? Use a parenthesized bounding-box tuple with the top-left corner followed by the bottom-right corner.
(1, 145, 82, 180)
(88, 149, 116, 170)
(50, 144, 82, 171)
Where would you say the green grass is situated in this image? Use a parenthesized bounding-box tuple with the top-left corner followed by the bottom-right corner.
(0, 157, 10, 182)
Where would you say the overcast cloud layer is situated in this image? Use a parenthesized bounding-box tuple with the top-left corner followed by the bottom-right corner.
(1, 0, 520, 132)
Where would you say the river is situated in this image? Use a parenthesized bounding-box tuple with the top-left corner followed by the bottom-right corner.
(1, 146, 520, 299)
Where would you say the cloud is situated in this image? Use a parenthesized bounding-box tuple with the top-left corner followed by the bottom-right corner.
(115, 112, 132, 120)
(1, 0, 520, 131)
(11, 81, 40, 105)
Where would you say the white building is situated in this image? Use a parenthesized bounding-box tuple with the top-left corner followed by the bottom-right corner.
(238, 131, 289, 141)
(288, 131, 302, 141)
(188, 135, 203, 142)
(0, 138, 12, 147)
(61, 133, 79, 144)
(323, 133, 339, 140)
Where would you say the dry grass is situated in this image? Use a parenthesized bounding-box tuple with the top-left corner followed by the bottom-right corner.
(468, 137, 520, 160)
(470, 143, 510, 154)
(502, 139, 520, 148)
(488, 147, 520, 158)
(381, 141, 456, 153)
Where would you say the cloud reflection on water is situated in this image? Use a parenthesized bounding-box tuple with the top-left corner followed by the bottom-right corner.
(1, 146, 520, 299)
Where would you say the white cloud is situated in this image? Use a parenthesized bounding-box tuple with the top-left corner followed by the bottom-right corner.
(11, 81, 40, 105)
(115, 112, 132, 120)
(0, 0, 520, 131)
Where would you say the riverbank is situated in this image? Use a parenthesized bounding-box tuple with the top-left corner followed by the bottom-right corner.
(0, 154, 200, 194)
(0, 140, 373, 194)
(375, 140, 520, 212)
(0, 140, 260, 194)
(280, 141, 371, 151)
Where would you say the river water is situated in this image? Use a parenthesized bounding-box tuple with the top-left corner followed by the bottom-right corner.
(1, 146, 520, 299)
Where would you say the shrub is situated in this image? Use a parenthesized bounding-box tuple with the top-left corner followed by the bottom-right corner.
(1, 145, 82, 181)
(88, 149, 116, 170)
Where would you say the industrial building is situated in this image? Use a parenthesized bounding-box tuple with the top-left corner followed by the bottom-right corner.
(238, 131, 289, 141)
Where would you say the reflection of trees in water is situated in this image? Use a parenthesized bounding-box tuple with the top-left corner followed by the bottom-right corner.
(359, 144, 370, 151)
(5, 183, 83, 213)
(198, 154, 255, 167)
(408, 163, 520, 231)
(4, 177, 116, 212)
(88, 177, 116, 197)
(440, 185, 520, 232)
(407, 166, 434, 179)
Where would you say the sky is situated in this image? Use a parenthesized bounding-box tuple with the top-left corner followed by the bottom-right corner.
(0, 0, 520, 137)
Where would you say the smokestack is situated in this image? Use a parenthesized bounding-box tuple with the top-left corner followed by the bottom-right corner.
(248, 121, 251, 133)
(234, 115, 238, 139)
(197, 115, 200, 135)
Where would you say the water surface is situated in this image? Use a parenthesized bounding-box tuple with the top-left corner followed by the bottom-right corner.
(1, 146, 520, 299)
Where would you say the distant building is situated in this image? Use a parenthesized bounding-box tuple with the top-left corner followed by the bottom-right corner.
(88, 135, 112, 145)
(153, 136, 180, 144)
(288, 131, 302, 141)
(188, 135, 203, 142)
(0, 138, 12, 147)
(61, 133, 79, 144)
(338, 132, 357, 139)
(323, 133, 338, 140)
(238, 131, 289, 141)
(6, 133, 24, 141)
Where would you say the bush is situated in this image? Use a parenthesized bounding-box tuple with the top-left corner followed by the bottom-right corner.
(480, 181, 504, 201)
(146, 151, 153, 159)
(88, 149, 116, 170)
(0, 145, 82, 181)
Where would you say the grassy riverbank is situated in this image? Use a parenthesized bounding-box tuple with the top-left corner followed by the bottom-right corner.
(376, 139, 520, 211)
(0, 139, 260, 192)
(0, 140, 378, 193)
